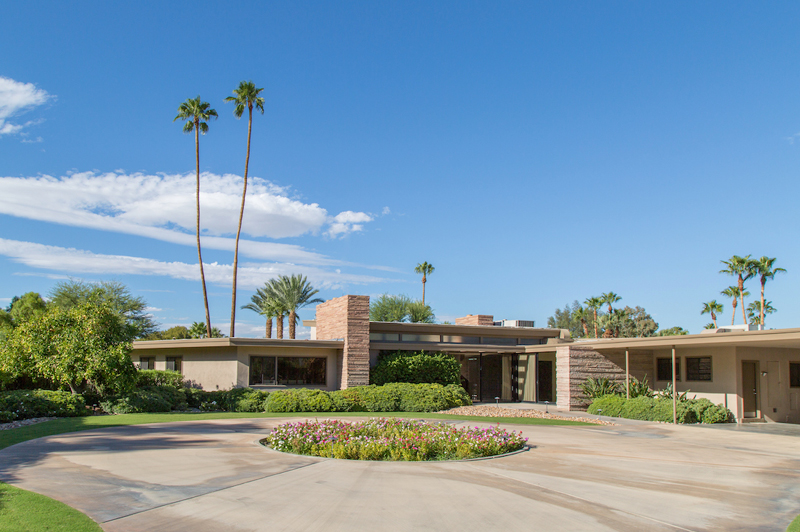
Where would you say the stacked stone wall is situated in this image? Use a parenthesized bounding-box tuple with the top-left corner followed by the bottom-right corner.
(315, 295, 370, 389)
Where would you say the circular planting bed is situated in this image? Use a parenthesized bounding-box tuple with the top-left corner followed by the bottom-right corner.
(261, 418, 527, 461)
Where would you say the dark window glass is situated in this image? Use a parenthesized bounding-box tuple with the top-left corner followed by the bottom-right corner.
(480, 337, 517, 346)
(686, 357, 712, 381)
(517, 338, 545, 345)
(369, 333, 400, 342)
(401, 334, 440, 342)
(791, 363, 800, 388)
(277, 357, 326, 386)
(166, 357, 182, 373)
(442, 335, 480, 344)
(139, 357, 155, 370)
(657, 358, 680, 381)
(250, 356, 277, 385)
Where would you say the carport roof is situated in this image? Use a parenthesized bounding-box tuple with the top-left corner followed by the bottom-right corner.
(521, 327, 800, 353)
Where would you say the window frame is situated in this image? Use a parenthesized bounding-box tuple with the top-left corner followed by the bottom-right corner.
(790, 362, 800, 388)
(656, 357, 681, 382)
(139, 357, 156, 370)
(165, 356, 182, 373)
(685, 356, 713, 382)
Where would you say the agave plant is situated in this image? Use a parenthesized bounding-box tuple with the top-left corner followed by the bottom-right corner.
(626, 376, 653, 399)
(657, 382, 691, 402)
(579, 377, 622, 399)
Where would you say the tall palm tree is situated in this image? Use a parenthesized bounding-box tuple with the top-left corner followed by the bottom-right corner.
(271, 274, 324, 339)
(242, 286, 283, 338)
(602, 292, 621, 314)
(720, 255, 754, 325)
(747, 300, 776, 326)
(721, 286, 748, 325)
(584, 297, 602, 338)
(225, 81, 265, 337)
(700, 300, 724, 329)
(414, 262, 435, 305)
(750, 256, 786, 328)
(174, 96, 217, 338)
(573, 306, 590, 338)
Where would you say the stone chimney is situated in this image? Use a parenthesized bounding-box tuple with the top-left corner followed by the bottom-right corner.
(455, 314, 494, 326)
(314, 295, 370, 389)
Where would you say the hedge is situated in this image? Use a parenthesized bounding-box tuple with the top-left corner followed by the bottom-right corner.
(135, 370, 186, 389)
(588, 394, 732, 423)
(0, 389, 89, 421)
(370, 351, 460, 386)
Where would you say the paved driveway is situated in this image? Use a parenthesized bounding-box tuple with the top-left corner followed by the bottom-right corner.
(0, 417, 798, 532)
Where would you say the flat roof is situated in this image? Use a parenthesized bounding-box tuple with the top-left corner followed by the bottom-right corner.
(522, 327, 800, 353)
(133, 338, 344, 350)
(369, 321, 563, 338)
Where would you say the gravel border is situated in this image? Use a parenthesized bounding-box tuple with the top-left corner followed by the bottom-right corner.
(0, 417, 58, 431)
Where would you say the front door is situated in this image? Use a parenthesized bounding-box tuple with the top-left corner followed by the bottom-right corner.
(538, 360, 553, 402)
(742, 361, 759, 418)
(480, 355, 502, 402)
(463, 356, 481, 402)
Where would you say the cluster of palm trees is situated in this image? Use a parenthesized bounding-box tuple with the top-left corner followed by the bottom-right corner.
(701, 255, 786, 329)
(174, 81, 265, 338)
(242, 275, 323, 339)
(574, 292, 623, 338)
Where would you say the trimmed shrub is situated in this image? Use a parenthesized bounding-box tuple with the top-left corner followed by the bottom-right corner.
(264, 390, 303, 412)
(701, 404, 732, 423)
(370, 351, 460, 386)
(100, 386, 186, 414)
(0, 411, 15, 423)
(441, 384, 472, 409)
(587, 394, 626, 417)
(0, 389, 88, 420)
(328, 390, 359, 412)
(136, 370, 185, 389)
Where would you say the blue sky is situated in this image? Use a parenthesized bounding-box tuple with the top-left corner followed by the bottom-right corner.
(2, 1, 800, 336)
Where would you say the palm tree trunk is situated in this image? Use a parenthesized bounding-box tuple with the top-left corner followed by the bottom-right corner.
(739, 276, 747, 325)
(760, 278, 766, 327)
(266, 317, 272, 339)
(276, 314, 284, 339)
(593, 310, 598, 338)
(711, 312, 717, 328)
(731, 300, 737, 325)
(581, 320, 589, 338)
(289, 310, 296, 339)
(421, 277, 426, 305)
(229, 106, 253, 337)
(195, 124, 212, 338)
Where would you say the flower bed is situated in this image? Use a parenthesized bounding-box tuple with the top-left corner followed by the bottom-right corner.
(262, 418, 527, 461)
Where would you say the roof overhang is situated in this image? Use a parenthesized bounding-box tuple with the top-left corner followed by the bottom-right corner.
(133, 338, 344, 350)
(369, 321, 563, 338)
(370, 342, 524, 353)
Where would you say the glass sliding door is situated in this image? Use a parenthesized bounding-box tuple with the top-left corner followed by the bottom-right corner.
(250, 356, 277, 385)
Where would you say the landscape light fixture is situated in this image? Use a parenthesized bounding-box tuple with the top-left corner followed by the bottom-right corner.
(544, 400, 549, 413)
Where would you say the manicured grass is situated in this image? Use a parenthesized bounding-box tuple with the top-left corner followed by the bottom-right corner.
(0, 411, 589, 451)
(0, 482, 102, 532)
(787, 513, 800, 532)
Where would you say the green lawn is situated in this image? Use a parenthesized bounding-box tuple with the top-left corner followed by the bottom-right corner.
(0, 482, 102, 532)
(0, 411, 589, 529)
(787, 513, 800, 532)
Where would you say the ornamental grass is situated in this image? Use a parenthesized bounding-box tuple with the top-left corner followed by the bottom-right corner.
(262, 418, 527, 461)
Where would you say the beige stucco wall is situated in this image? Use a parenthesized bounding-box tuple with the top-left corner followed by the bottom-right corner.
(735, 346, 800, 423)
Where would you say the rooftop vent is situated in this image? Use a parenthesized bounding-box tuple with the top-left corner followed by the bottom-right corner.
(493, 319, 535, 328)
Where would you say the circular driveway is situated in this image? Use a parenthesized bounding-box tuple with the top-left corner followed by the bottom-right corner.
(1, 417, 799, 531)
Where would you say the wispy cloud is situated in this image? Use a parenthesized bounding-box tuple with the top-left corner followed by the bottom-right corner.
(0, 238, 394, 290)
(0, 77, 53, 138)
(0, 171, 378, 265)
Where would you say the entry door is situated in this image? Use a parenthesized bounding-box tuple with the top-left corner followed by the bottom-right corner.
(464, 356, 481, 401)
(480, 355, 502, 402)
(742, 361, 759, 418)
(538, 360, 553, 402)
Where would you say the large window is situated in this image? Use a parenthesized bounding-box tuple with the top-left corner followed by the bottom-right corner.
(165, 357, 182, 373)
(686, 357, 712, 381)
(480, 337, 516, 346)
(791, 363, 800, 388)
(250, 356, 326, 386)
(139, 357, 155, 370)
(657, 357, 680, 381)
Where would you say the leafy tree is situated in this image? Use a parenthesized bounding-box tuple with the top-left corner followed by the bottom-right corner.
(750, 256, 786, 327)
(407, 300, 435, 323)
(583, 296, 603, 338)
(546, 301, 584, 338)
(370, 294, 412, 322)
(720, 286, 748, 326)
(189, 321, 224, 338)
(0, 303, 136, 395)
(225, 80, 265, 337)
(656, 326, 689, 336)
(0, 310, 12, 339)
(414, 262, 435, 305)
(602, 292, 621, 313)
(747, 300, 776, 326)
(143, 326, 192, 340)
(270, 274, 324, 339)
(175, 95, 217, 338)
(619, 306, 658, 338)
(701, 300, 724, 329)
(720, 255, 754, 325)
(49, 280, 156, 339)
(600, 308, 629, 338)
(7, 292, 48, 325)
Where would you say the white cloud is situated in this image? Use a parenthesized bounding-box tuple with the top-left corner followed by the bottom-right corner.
(144, 306, 163, 312)
(0, 238, 393, 290)
(382, 206, 391, 215)
(327, 211, 374, 238)
(0, 77, 53, 137)
(0, 171, 377, 265)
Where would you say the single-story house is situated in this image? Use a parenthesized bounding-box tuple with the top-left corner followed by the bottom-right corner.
(132, 295, 800, 423)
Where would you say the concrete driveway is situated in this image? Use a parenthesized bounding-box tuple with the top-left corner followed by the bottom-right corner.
(0, 417, 798, 532)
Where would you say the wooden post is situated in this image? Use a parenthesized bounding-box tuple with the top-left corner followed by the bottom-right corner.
(672, 346, 677, 424)
(625, 349, 630, 400)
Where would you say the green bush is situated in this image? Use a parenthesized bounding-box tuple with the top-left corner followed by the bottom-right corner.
(701, 404, 732, 423)
(0, 389, 89, 420)
(0, 410, 14, 422)
(370, 351, 460, 386)
(580, 377, 622, 400)
(136, 370, 185, 389)
(328, 390, 359, 412)
(182, 388, 269, 412)
(100, 385, 187, 414)
(264, 390, 303, 412)
(587, 394, 626, 417)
